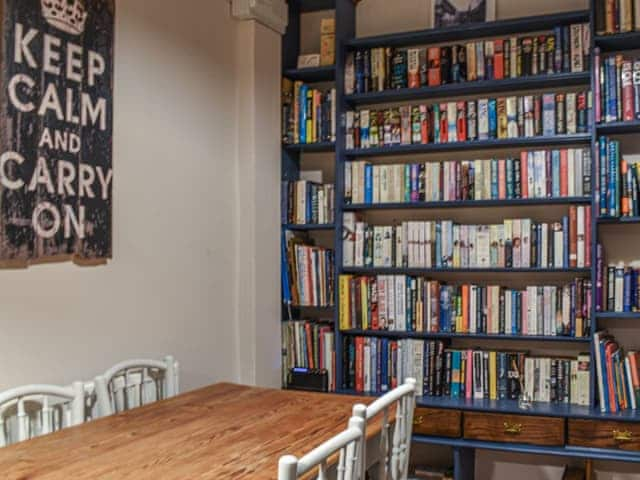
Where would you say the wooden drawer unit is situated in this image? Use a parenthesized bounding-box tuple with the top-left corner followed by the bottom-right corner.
(413, 407, 461, 437)
(463, 412, 564, 446)
(569, 419, 640, 451)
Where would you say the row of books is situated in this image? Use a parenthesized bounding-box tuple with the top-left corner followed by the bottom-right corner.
(281, 180, 335, 225)
(342, 211, 592, 270)
(595, 0, 640, 34)
(282, 79, 336, 145)
(344, 23, 590, 94)
(282, 320, 335, 391)
(338, 275, 591, 338)
(345, 91, 591, 150)
(595, 250, 640, 312)
(594, 50, 640, 124)
(596, 136, 640, 218)
(594, 330, 640, 412)
(342, 336, 590, 405)
(344, 148, 591, 205)
(282, 233, 335, 307)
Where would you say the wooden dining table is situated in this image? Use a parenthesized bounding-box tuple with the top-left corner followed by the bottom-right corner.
(0, 382, 381, 479)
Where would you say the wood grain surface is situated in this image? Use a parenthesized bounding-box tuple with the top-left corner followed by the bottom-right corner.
(463, 411, 565, 446)
(0, 383, 378, 479)
(569, 419, 640, 451)
(412, 407, 461, 438)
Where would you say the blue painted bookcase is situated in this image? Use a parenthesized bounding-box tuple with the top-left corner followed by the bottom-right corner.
(281, 1, 640, 477)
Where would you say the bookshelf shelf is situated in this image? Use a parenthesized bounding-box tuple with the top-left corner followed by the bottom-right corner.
(594, 31, 640, 51)
(342, 267, 592, 275)
(345, 10, 589, 49)
(595, 312, 640, 320)
(595, 120, 640, 135)
(340, 329, 591, 343)
(283, 65, 336, 82)
(282, 223, 335, 231)
(283, 141, 335, 153)
(344, 197, 592, 211)
(294, 0, 335, 13)
(597, 216, 640, 224)
(345, 134, 591, 157)
(344, 72, 591, 106)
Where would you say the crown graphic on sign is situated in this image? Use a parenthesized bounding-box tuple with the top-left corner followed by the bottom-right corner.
(41, 0, 87, 35)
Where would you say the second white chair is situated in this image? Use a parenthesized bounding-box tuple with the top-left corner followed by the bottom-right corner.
(352, 377, 417, 480)
(94, 355, 179, 417)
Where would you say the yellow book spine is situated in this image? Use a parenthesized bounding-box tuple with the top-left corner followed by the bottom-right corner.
(339, 275, 351, 330)
(361, 277, 369, 330)
(489, 351, 497, 400)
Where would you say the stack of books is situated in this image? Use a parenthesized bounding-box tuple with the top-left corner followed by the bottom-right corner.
(282, 320, 335, 391)
(338, 276, 591, 338)
(282, 233, 335, 307)
(281, 180, 335, 225)
(344, 23, 590, 94)
(282, 79, 336, 144)
(345, 148, 591, 204)
(596, 136, 640, 218)
(594, 330, 640, 412)
(594, 50, 640, 124)
(342, 211, 592, 270)
(346, 91, 591, 149)
(342, 336, 591, 405)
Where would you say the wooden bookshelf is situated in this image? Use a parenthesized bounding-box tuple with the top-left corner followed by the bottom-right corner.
(281, 1, 640, 476)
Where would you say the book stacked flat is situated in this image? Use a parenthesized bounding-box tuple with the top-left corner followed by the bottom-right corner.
(345, 148, 591, 204)
(346, 91, 591, 150)
(282, 79, 336, 144)
(338, 276, 591, 338)
(342, 211, 592, 270)
(344, 23, 589, 94)
(282, 320, 335, 391)
(281, 180, 335, 225)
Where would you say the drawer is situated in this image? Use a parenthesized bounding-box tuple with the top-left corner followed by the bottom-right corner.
(463, 412, 564, 446)
(413, 407, 461, 437)
(568, 419, 640, 451)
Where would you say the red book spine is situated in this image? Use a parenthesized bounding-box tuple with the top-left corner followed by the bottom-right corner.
(390, 341, 398, 389)
(560, 149, 568, 196)
(420, 105, 429, 144)
(605, 343, 618, 412)
(621, 159, 630, 216)
(456, 101, 467, 141)
(569, 206, 577, 267)
(520, 151, 528, 198)
(465, 349, 473, 399)
(305, 323, 314, 368)
(371, 277, 379, 330)
(440, 103, 448, 142)
(428, 47, 441, 86)
(622, 61, 634, 122)
(355, 337, 364, 393)
(494, 39, 504, 80)
(585, 205, 592, 267)
(498, 159, 506, 199)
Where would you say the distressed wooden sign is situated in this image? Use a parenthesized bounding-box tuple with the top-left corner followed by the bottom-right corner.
(0, 0, 113, 265)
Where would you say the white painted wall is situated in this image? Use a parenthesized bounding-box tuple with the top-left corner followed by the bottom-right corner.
(0, 0, 281, 393)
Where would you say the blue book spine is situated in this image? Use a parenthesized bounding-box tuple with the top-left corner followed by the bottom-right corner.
(599, 136, 608, 215)
(406, 276, 413, 331)
(435, 222, 442, 268)
(381, 338, 388, 392)
(551, 150, 561, 197)
(371, 339, 378, 393)
(440, 286, 451, 332)
(511, 290, 518, 334)
(410, 164, 419, 202)
(599, 339, 609, 412)
(562, 215, 569, 268)
(364, 164, 373, 204)
(506, 158, 514, 199)
(491, 159, 499, 199)
(498, 352, 507, 400)
(451, 350, 461, 398)
(536, 224, 543, 268)
(570, 283, 576, 337)
(433, 104, 441, 143)
(608, 140, 618, 216)
(607, 57, 618, 121)
(488, 99, 497, 139)
(306, 184, 312, 222)
(405, 164, 412, 203)
(299, 84, 308, 143)
(624, 269, 632, 312)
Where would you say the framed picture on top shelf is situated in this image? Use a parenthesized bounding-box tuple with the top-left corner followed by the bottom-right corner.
(432, 0, 496, 29)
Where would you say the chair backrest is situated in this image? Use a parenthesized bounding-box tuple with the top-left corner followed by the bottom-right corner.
(278, 415, 365, 480)
(94, 355, 178, 417)
(353, 377, 417, 480)
(0, 382, 85, 447)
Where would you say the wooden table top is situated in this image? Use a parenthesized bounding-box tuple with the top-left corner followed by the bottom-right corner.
(0, 383, 377, 479)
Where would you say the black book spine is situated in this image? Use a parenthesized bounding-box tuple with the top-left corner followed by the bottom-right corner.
(499, 290, 505, 334)
(482, 352, 489, 399)
(444, 350, 452, 397)
(363, 49, 371, 93)
(550, 359, 558, 403)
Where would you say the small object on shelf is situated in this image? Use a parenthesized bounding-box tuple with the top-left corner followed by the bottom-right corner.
(297, 53, 321, 69)
(286, 367, 329, 392)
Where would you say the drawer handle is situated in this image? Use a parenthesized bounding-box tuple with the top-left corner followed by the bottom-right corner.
(413, 415, 424, 426)
(503, 422, 522, 435)
(613, 429, 633, 442)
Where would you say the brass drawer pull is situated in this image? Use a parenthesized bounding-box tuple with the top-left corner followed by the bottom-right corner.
(413, 415, 424, 426)
(503, 422, 522, 434)
(613, 429, 633, 442)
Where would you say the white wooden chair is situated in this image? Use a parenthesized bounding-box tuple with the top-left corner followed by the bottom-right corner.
(352, 378, 417, 480)
(278, 415, 365, 480)
(94, 355, 179, 417)
(0, 382, 85, 447)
